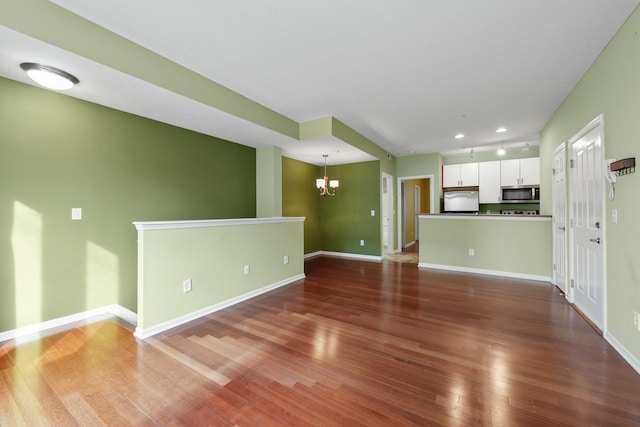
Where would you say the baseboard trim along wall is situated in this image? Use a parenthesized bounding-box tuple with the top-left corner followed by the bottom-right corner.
(605, 331, 640, 376)
(0, 304, 138, 344)
(306, 251, 382, 262)
(418, 263, 551, 283)
(134, 273, 305, 339)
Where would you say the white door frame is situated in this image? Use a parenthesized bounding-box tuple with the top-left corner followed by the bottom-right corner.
(397, 174, 434, 252)
(552, 142, 568, 295)
(568, 114, 606, 330)
(381, 172, 394, 255)
(414, 185, 420, 244)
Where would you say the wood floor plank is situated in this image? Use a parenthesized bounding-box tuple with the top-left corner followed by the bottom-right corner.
(2, 256, 640, 425)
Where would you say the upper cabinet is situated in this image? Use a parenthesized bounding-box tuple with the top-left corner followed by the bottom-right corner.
(500, 158, 540, 186)
(443, 163, 479, 187)
(478, 160, 501, 203)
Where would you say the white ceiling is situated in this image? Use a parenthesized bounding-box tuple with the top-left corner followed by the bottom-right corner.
(2, 1, 639, 164)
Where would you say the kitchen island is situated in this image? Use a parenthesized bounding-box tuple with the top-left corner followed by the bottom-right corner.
(418, 214, 552, 281)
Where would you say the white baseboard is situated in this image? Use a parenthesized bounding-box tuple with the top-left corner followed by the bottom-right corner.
(605, 331, 640, 376)
(0, 304, 137, 344)
(309, 251, 382, 262)
(418, 262, 551, 283)
(304, 251, 323, 259)
(134, 273, 305, 339)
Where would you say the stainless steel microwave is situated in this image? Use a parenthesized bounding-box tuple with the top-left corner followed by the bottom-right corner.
(501, 186, 540, 203)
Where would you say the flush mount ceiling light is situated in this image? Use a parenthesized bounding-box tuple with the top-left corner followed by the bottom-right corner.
(20, 63, 79, 90)
(455, 133, 465, 139)
(316, 155, 339, 197)
(496, 127, 507, 133)
(497, 146, 506, 156)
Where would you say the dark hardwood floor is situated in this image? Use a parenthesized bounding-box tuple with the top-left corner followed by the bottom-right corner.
(2, 256, 640, 426)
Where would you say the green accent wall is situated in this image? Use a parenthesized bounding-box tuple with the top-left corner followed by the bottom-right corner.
(0, 77, 256, 333)
(540, 6, 640, 360)
(283, 158, 381, 256)
(282, 157, 322, 254)
(320, 161, 381, 256)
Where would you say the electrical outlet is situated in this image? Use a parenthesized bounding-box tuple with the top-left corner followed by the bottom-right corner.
(71, 207, 82, 220)
(243, 265, 250, 275)
(182, 279, 192, 293)
(360, 240, 365, 246)
(634, 311, 640, 331)
(284, 255, 289, 265)
(371, 210, 375, 217)
(468, 248, 475, 256)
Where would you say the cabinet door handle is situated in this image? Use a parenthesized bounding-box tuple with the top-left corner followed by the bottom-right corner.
(589, 237, 601, 244)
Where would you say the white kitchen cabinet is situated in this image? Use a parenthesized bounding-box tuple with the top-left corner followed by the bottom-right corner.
(500, 157, 540, 186)
(478, 160, 501, 203)
(519, 157, 540, 185)
(443, 162, 478, 187)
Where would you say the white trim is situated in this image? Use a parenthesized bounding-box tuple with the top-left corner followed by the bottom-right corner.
(397, 174, 435, 251)
(605, 331, 640, 376)
(108, 304, 139, 326)
(381, 172, 394, 255)
(418, 262, 551, 283)
(419, 214, 551, 222)
(312, 251, 382, 262)
(304, 251, 323, 259)
(133, 216, 305, 231)
(134, 273, 305, 339)
(0, 304, 138, 344)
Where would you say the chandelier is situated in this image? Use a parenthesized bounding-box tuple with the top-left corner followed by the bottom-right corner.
(316, 155, 339, 197)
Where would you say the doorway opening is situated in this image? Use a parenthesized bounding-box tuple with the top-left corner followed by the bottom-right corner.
(395, 175, 434, 262)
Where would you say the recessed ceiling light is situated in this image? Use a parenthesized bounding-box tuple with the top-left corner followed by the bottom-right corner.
(20, 62, 79, 90)
(496, 127, 507, 133)
(455, 133, 465, 139)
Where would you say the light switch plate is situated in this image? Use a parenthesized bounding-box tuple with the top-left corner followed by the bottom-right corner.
(71, 208, 82, 220)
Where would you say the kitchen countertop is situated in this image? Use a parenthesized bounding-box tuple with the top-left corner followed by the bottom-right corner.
(420, 213, 552, 220)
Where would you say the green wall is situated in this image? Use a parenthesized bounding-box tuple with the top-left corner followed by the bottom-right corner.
(419, 217, 552, 279)
(0, 77, 256, 333)
(442, 147, 540, 165)
(539, 7, 640, 360)
(320, 161, 381, 256)
(136, 219, 304, 334)
(282, 157, 322, 254)
(283, 158, 381, 256)
(396, 153, 443, 213)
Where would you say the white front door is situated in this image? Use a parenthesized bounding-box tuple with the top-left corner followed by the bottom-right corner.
(570, 116, 605, 329)
(552, 143, 568, 294)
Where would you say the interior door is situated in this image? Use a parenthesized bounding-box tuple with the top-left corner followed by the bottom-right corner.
(414, 185, 420, 242)
(570, 116, 605, 329)
(552, 143, 568, 294)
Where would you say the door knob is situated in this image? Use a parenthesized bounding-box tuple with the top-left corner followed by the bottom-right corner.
(589, 237, 601, 244)
(559, 226, 566, 231)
